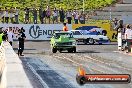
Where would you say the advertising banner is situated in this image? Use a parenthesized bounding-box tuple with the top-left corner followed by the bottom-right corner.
(0, 24, 72, 40)
(0, 24, 117, 41)
(72, 23, 117, 42)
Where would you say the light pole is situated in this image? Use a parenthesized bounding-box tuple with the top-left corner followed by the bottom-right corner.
(83, 0, 85, 11)
(110, 8, 112, 21)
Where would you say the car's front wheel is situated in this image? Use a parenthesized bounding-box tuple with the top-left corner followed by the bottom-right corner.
(68, 49, 73, 53)
(52, 48, 57, 53)
(73, 47, 76, 53)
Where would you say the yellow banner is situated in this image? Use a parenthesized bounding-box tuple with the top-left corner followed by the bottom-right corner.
(72, 24, 117, 42)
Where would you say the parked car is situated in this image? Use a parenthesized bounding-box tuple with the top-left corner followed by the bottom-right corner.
(70, 30, 110, 44)
(50, 31, 77, 53)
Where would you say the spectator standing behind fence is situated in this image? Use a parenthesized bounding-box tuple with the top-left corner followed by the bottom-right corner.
(73, 10, 79, 24)
(0, 8, 4, 23)
(15, 7, 19, 24)
(66, 10, 72, 24)
(46, 6, 51, 24)
(10, 7, 14, 23)
(5, 7, 9, 23)
(32, 8, 37, 24)
(43, 9, 46, 24)
(52, 8, 58, 24)
(79, 11, 85, 24)
(39, 7, 43, 24)
(24, 7, 30, 24)
(59, 8, 65, 23)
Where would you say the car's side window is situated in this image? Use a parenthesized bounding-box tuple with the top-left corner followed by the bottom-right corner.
(74, 31, 81, 35)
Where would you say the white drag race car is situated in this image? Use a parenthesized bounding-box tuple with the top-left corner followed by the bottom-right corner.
(70, 30, 110, 44)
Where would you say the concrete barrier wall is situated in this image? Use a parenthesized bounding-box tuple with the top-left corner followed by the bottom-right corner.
(0, 42, 33, 88)
(0, 42, 6, 88)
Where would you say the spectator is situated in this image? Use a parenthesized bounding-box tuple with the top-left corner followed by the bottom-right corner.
(73, 11, 79, 24)
(43, 9, 46, 24)
(0, 8, 4, 23)
(79, 11, 85, 24)
(46, 6, 51, 24)
(32, 8, 37, 24)
(66, 10, 72, 24)
(52, 8, 58, 24)
(59, 7, 65, 23)
(5, 7, 9, 23)
(7, 28, 14, 46)
(14, 7, 19, 24)
(9, 7, 14, 23)
(113, 18, 118, 28)
(125, 24, 132, 52)
(24, 7, 30, 24)
(39, 7, 43, 24)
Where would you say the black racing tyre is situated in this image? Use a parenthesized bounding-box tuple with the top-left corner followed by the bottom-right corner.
(99, 43, 102, 45)
(73, 47, 76, 53)
(83, 39, 88, 44)
(52, 48, 57, 53)
(58, 49, 63, 53)
(88, 38, 94, 45)
(68, 49, 73, 53)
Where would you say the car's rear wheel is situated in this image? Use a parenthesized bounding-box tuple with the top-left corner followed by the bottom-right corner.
(89, 38, 94, 45)
(52, 48, 57, 53)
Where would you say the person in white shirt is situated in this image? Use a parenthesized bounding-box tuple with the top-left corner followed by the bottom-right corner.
(7, 28, 14, 46)
(10, 7, 14, 23)
(125, 25, 132, 39)
(52, 8, 58, 24)
(73, 11, 79, 24)
(4, 7, 9, 23)
(125, 24, 132, 52)
(15, 7, 19, 24)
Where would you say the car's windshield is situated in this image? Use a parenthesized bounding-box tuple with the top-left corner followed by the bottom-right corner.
(81, 30, 102, 35)
(80, 30, 89, 35)
(54, 33, 73, 38)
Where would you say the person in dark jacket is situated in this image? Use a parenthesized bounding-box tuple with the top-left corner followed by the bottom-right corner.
(18, 27, 26, 56)
(59, 8, 65, 23)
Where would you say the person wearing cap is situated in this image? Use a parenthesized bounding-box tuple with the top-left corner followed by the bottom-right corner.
(63, 23, 68, 31)
(18, 27, 26, 56)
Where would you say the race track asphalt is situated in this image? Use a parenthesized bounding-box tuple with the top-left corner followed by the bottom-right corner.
(13, 41, 132, 88)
